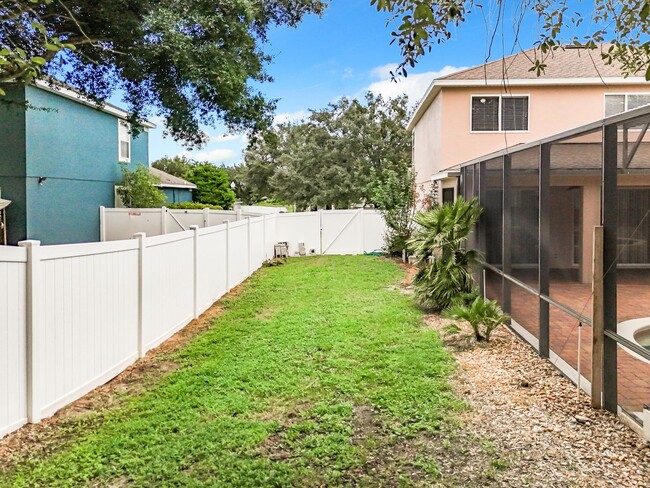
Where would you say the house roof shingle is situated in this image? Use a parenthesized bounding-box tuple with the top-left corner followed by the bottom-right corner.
(437, 46, 629, 81)
(149, 167, 197, 189)
(407, 45, 649, 130)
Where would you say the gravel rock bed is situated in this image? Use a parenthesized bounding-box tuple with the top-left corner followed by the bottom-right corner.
(427, 314, 650, 487)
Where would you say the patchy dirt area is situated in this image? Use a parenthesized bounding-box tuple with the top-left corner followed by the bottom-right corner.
(427, 314, 650, 487)
(0, 285, 242, 468)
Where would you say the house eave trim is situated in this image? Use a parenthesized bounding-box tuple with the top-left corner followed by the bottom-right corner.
(431, 170, 461, 181)
(407, 76, 648, 131)
(154, 184, 197, 190)
(33, 80, 157, 128)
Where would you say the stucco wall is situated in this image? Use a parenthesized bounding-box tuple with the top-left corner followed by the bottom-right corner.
(412, 93, 443, 193)
(0, 85, 27, 244)
(413, 83, 650, 181)
(22, 85, 149, 244)
(162, 188, 193, 204)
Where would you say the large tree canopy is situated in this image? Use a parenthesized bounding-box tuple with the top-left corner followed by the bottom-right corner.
(0, 0, 326, 145)
(373, 0, 650, 79)
(240, 93, 412, 210)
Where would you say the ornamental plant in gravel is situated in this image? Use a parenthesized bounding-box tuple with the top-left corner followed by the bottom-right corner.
(443, 295, 509, 342)
(408, 197, 482, 311)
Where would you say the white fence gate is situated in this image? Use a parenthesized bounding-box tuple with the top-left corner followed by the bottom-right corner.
(0, 210, 387, 439)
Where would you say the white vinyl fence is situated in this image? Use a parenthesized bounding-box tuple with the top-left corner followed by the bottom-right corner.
(103, 208, 386, 256)
(1, 210, 386, 438)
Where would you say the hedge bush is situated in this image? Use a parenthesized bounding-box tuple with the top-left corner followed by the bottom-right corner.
(166, 202, 223, 210)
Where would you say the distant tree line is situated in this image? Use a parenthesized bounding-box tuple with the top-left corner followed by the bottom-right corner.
(231, 93, 413, 211)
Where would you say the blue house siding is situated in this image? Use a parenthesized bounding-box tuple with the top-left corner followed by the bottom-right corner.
(0, 86, 27, 244)
(162, 187, 193, 203)
(0, 85, 150, 245)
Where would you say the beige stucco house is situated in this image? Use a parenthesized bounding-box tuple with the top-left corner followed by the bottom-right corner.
(409, 46, 650, 432)
(408, 46, 650, 203)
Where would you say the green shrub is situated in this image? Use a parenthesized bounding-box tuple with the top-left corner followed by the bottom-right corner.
(408, 197, 482, 311)
(371, 168, 416, 255)
(166, 202, 223, 210)
(443, 296, 509, 342)
(117, 164, 167, 208)
(189, 163, 236, 209)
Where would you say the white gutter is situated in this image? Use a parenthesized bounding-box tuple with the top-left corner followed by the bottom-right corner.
(154, 184, 196, 190)
(431, 170, 461, 181)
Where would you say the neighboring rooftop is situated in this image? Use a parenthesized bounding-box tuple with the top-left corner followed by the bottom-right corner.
(149, 167, 197, 189)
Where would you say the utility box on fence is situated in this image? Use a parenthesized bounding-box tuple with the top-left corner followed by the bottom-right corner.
(274, 242, 288, 258)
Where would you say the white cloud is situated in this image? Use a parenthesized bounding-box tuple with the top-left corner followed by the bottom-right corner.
(370, 63, 399, 80)
(273, 110, 309, 125)
(211, 132, 249, 143)
(180, 148, 236, 163)
(366, 65, 468, 105)
(342, 68, 354, 79)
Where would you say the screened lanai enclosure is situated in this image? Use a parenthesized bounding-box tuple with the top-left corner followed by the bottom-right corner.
(459, 105, 650, 436)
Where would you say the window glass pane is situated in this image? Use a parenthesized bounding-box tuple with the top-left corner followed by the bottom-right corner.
(471, 96, 499, 131)
(627, 94, 650, 111)
(501, 97, 528, 131)
(442, 188, 454, 203)
(605, 95, 625, 117)
(120, 141, 130, 159)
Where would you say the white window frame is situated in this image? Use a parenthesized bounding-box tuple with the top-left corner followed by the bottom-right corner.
(118, 120, 131, 163)
(470, 94, 530, 134)
(603, 92, 650, 118)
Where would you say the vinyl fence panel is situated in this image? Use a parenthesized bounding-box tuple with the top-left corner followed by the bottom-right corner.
(208, 211, 239, 226)
(264, 214, 278, 259)
(0, 247, 28, 437)
(36, 240, 139, 419)
(322, 210, 364, 255)
(362, 211, 386, 253)
(102, 208, 164, 241)
(250, 217, 266, 271)
(1, 208, 388, 439)
(165, 209, 204, 231)
(275, 213, 321, 256)
(196, 225, 228, 315)
(227, 221, 250, 288)
(142, 232, 194, 353)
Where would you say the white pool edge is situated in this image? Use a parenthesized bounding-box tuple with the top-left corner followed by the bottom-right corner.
(617, 318, 650, 365)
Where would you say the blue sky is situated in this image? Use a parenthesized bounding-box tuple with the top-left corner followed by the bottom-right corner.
(144, 0, 573, 166)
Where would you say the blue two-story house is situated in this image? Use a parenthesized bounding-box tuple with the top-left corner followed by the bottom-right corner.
(0, 81, 154, 245)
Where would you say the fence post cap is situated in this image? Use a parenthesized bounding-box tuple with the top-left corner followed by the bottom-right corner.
(133, 232, 146, 239)
(189, 225, 199, 230)
(18, 240, 41, 247)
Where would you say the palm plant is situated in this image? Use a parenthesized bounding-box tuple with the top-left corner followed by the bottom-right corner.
(443, 296, 509, 342)
(408, 197, 482, 311)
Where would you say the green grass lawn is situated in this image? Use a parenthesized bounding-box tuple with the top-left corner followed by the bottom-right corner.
(0, 255, 463, 487)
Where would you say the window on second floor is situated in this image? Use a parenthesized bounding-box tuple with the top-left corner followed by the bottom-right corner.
(604, 93, 650, 118)
(471, 95, 529, 132)
(118, 120, 131, 163)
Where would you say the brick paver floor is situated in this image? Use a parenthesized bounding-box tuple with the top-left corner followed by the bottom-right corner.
(487, 269, 650, 420)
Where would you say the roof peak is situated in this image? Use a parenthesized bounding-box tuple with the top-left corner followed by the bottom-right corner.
(436, 44, 630, 82)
